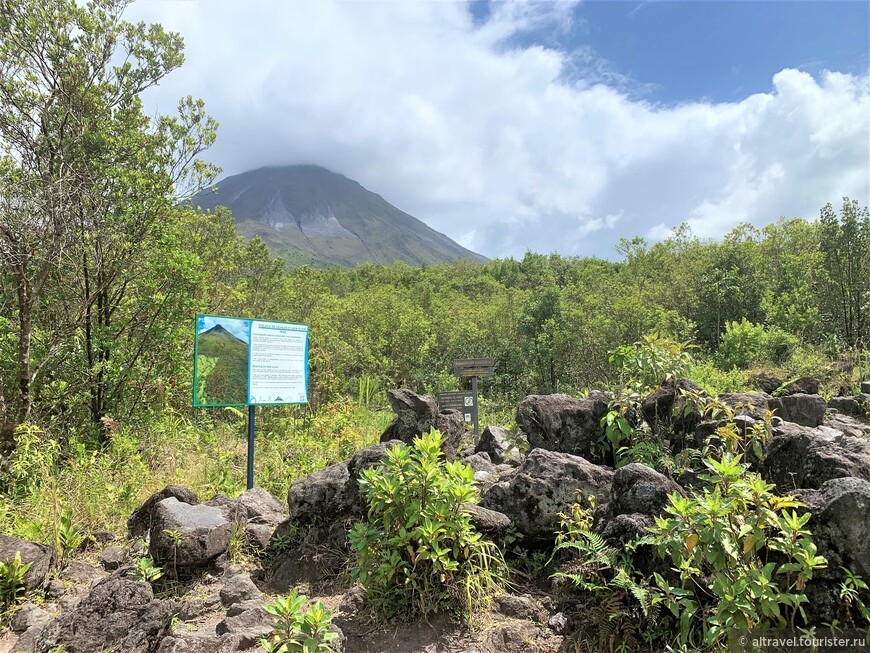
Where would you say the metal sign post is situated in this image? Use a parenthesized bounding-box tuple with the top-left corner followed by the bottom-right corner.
(247, 406, 256, 490)
(449, 358, 495, 446)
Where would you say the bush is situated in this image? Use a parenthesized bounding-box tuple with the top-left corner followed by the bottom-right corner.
(608, 333, 695, 392)
(551, 498, 661, 651)
(649, 453, 827, 648)
(716, 319, 797, 370)
(349, 429, 503, 621)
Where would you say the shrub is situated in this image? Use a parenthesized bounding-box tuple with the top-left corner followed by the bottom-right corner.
(349, 429, 503, 621)
(649, 453, 827, 648)
(0, 551, 31, 612)
(608, 333, 695, 392)
(260, 587, 338, 652)
(716, 319, 797, 370)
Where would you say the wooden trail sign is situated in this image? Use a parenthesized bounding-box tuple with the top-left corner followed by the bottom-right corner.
(449, 357, 495, 445)
(452, 357, 495, 378)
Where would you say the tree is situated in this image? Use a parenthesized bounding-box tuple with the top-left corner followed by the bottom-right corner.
(0, 0, 217, 450)
(819, 198, 870, 348)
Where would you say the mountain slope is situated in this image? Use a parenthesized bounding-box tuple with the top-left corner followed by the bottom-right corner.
(191, 165, 486, 267)
(196, 325, 249, 405)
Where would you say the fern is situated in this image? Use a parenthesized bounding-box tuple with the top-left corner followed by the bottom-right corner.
(552, 496, 662, 652)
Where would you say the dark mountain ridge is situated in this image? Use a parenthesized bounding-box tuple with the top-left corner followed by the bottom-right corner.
(191, 165, 486, 268)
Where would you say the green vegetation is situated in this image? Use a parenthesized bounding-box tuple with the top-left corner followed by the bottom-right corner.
(0, 552, 31, 613)
(260, 588, 339, 653)
(649, 454, 828, 648)
(0, 0, 868, 646)
(552, 498, 661, 650)
(349, 430, 504, 621)
(196, 326, 250, 406)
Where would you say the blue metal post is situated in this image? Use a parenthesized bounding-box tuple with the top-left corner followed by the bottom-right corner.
(247, 405, 255, 490)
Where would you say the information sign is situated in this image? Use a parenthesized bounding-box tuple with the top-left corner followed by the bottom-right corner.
(194, 314, 309, 490)
(438, 391, 476, 424)
(193, 314, 309, 407)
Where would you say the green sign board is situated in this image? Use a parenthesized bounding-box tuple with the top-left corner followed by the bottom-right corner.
(193, 314, 309, 407)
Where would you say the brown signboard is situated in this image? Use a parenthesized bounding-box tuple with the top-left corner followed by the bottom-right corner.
(452, 357, 495, 377)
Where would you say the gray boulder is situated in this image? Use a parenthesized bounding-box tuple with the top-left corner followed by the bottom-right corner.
(237, 487, 285, 523)
(33, 576, 174, 653)
(220, 573, 263, 607)
(484, 622, 541, 653)
(11, 602, 52, 653)
(825, 413, 870, 438)
(149, 497, 231, 570)
(797, 477, 870, 624)
(11, 601, 51, 633)
(476, 426, 525, 465)
(861, 381, 870, 394)
(0, 534, 54, 591)
(286, 461, 350, 524)
(156, 633, 247, 653)
(761, 422, 870, 490)
(462, 451, 495, 472)
(99, 546, 128, 571)
(516, 394, 609, 463)
(215, 600, 273, 649)
(604, 463, 685, 519)
(245, 523, 274, 551)
(772, 393, 826, 427)
(828, 394, 870, 418)
(778, 377, 820, 396)
(379, 388, 466, 461)
(482, 448, 613, 540)
(807, 477, 870, 579)
(463, 504, 512, 538)
(492, 594, 547, 622)
(128, 485, 199, 540)
(752, 373, 784, 395)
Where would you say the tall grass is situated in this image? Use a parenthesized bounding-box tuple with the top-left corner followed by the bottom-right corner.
(0, 401, 389, 543)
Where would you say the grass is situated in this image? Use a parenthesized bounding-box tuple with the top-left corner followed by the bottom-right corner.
(0, 401, 388, 544)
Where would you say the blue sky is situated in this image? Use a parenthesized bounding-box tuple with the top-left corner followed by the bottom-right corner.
(131, 0, 869, 259)
(198, 316, 250, 345)
(563, 1, 870, 103)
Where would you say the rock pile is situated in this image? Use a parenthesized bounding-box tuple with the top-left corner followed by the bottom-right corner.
(2, 381, 869, 652)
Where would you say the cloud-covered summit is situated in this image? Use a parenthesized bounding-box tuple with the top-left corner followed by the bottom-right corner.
(130, 0, 869, 259)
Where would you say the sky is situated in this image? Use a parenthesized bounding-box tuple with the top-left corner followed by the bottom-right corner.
(198, 316, 250, 344)
(128, 0, 870, 260)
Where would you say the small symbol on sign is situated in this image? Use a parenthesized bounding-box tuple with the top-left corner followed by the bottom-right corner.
(464, 413, 472, 422)
(464, 396, 474, 407)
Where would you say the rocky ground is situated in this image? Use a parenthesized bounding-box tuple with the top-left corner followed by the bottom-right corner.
(2, 381, 869, 653)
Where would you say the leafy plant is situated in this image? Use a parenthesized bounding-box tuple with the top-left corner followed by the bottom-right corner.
(131, 556, 163, 584)
(649, 453, 828, 647)
(608, 333, 695, 393)
(57, 511, 85, 564)
(550, 497, 660, 651)
(0, 551, 31, 610)
(260, 587, 338, 652)
(838, 567, 870, 626)
(716, 318, 797, 370)
(349, 429, 504, 621)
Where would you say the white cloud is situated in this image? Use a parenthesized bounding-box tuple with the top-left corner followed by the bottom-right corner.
(129, 0, 870, 259)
